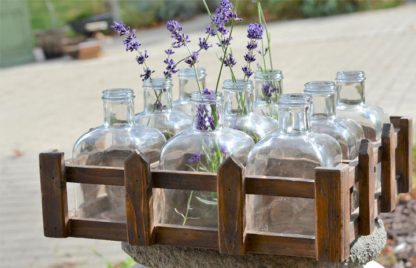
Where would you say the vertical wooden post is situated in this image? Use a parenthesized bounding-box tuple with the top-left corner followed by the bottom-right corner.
(39, 152, 68, 237)
(390, 116, 413, 193)
(217, 157, 245, 255)
(315, 165, 350, 262)
(124, 152, 152, 246)
(381, 123, 397, 212)
(358, 139, 375, 235)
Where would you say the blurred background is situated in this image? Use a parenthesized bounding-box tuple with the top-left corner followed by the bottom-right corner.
(0, 0, 415, 267)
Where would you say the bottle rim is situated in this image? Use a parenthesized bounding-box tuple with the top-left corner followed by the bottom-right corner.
(278, 93, 311, 106)
(222, 79, 253, 91)
(102, 88, 135, 100)
(335, 71, 366, 83)
(304, 81, 336, 94)
(178, 68, 206, 79)
(255, 69, 283, 80)
(191, 91, 222, 104)
(143, 78, 173, 88)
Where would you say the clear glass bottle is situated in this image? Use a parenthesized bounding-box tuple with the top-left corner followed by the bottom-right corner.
(156, 91, 255, 228)
(304, 81, 364, 160)
(254, 69, 283, 120)
(72, 89, 166, 221)
(246, 93, 342, 235)
(222, 79, 277, 143)
(335, 71, 389, 141)
(172, 68, 206, 116)
(135, 78, 192, 140)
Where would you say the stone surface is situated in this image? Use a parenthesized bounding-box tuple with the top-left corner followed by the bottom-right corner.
(122, 219, 386, 268)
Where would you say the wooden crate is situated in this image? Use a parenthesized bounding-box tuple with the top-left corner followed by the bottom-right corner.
(39, 116, 412, 262)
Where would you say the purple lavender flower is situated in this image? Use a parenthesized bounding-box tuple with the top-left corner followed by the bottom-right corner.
(185, 51, 199, 67)
(140, 67, 154, 81)
(246, 40, 258, 50)
(195, 90, 217, 131)
(206, 0, 239, 37)
(187, 153, 202, 164)
(111, 21, 128, 36)
(165, 49, 175, 55)
(198, 37, 211, 50)
(244, 53, 256, 63)
(136, 50, 148, 65)
(222, 53, 236, 67)
(262, 82, 277, 98)
(123, 29, 140, 52)
(163, 57, 178, 78)
(242, 66, 253, 78)
(166, 20, 190, 48)
(247, 23, 263, 40)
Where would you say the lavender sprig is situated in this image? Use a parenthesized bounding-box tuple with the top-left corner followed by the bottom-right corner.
(242, 23, 263, 80)
(256, 0, 274, 71)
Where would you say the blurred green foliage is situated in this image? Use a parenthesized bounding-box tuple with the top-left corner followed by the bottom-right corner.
(28, 0, 404, 32)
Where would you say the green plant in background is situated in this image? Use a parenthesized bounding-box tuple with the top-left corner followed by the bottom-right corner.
(93, 249, 135, 268)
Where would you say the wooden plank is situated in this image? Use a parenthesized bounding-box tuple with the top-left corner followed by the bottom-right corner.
(65, 165, 124, 186)
(315, 165, 350, 262)
(381, 123, 397, 212)
(125, 152, 152, 246)
(245, 231, 315, 258)
(245, 176, 314, 198)
(217, 157, 245, 255)
(153, 224, 218, 249)
(39, 152, 69, 238)
(152, 170, 216, 192)
(358, 139, 375, 235)
(69, 218, 126, 241)
(390, 116, 413, 193)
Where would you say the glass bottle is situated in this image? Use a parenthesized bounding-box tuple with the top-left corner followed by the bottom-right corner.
(156, 91, 255, 228)
(335, 71, 389, 141)
(172, 68, 206, 116)
(222, 79, 277, 143)
(304, 81, 364, 160)
(72, 89, 166, 221)
(135, 78, 192, 140)
(253, 69, 283, 120)
(246, 93, 342, 235)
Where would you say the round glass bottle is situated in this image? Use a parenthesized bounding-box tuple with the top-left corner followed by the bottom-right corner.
(172, 68, 206, 116)
(246, 93, 342, 235)
(304, 81, 364, 160)
(222, 79, 277, 143)
(335, 71, 389, 141)
(253, 69, 283, 120)
(72, 89, 166, 221)
(156, 90, 255, 228)
(135, 78, 192, 140)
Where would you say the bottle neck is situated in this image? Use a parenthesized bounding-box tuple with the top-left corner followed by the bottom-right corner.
(178, 68, 206, 101)
(278, 94, 311, 135)
(336, 81, 366, 106)
(103, 98, 135, 127)
(143, 79, 172, 113)
(191, 92, 222, 132)
(223, 80, 254, 116)
(310, 92, 336, 120)
(254, 70, 283, 104)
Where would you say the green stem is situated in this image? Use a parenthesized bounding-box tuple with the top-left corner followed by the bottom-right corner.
(184, 44, 202, 93)
(182, 190, 194, 225)
(257, 2, 267, 71)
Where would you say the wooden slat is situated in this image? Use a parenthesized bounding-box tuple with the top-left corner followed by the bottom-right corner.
(69, 218, 126, 241)
(381, 123, 397, 212)
(390, 116, 413, 193)
(65, 165, 124, 186)
(245, 175, 314, 198)
(217, 158, 245, 255)
(153, 224, 218, 249)
(245, 231, 315, 258)
(358, 139, 375, 235)
(39, 152, 69, 238)
(315, 165, 350, 262)
(152, 170, 216, 192)
(125, 152, 152, 246)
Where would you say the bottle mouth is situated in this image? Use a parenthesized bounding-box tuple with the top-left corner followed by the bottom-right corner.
(304, 81, 336, 94)
(102, 88, 135, 100)
(222, 79, 253, 91)
(335, 71, 366, 83)
(278, 93, 311, 106)
(191, 91, 221, 104)
(178, 68, 206, 79)
(255, 69, 283, 80)
(143, 78, 172, 89)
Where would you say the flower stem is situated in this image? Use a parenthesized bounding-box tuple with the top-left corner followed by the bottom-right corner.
(182, 190, 194, 225)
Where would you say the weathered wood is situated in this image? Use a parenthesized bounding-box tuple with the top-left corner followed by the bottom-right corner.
(217, 157, 245, 255)
(125, 152, 152, 246)
(390, 116, 413, 193)
(315, 165, 350, 262)
(39, 152, 69, 237)
(69, 218, 126, 241)
(245, 175, 314, 198)
(153, 224, 218, 249)
(358, 139, 375, 235)
(152, 170, 216, 192)
(245, 231, 315, 258)
(381, 123, 397, 212)
(66, 165, 124, 186)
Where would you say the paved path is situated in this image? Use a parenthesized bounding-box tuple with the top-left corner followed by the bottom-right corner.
(0, 3, 415, 268)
